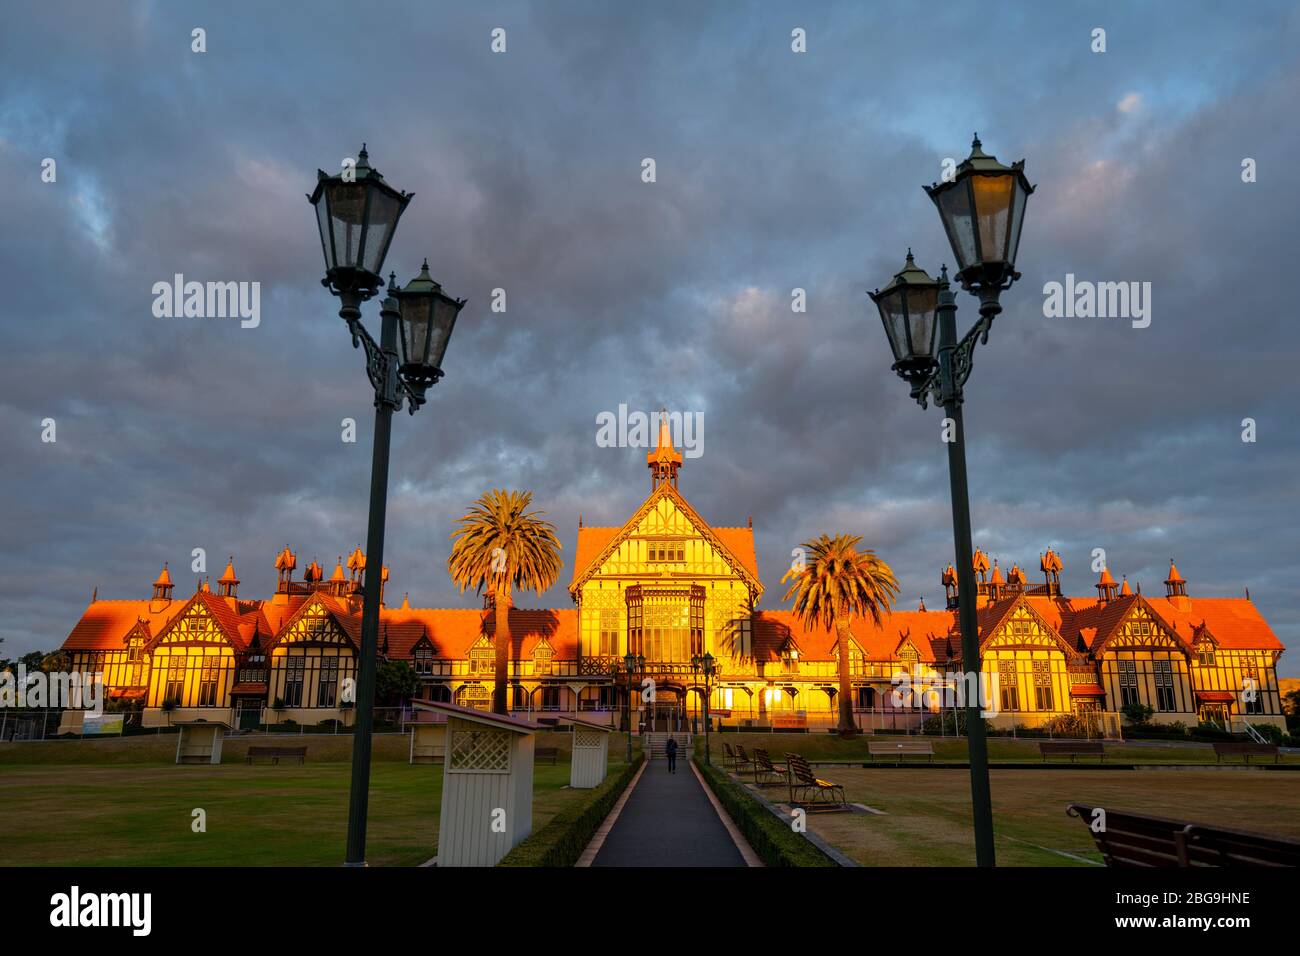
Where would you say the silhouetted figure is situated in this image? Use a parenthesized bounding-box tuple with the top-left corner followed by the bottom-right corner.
(665, 737, 678, 773)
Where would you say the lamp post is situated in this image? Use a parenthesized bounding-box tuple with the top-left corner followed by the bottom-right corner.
(690, 652, 716, 765)
(869, 135, 1034, 868)
(621, 652, 645, 762)
(308, 145, 467, 867)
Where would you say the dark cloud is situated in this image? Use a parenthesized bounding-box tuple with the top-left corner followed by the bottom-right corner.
(1, 1, 1297, 675)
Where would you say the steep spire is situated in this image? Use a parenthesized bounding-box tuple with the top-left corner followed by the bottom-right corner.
(647, 408, 683, 489)
(1120, 575, 1133, 597)
(400, 592, 411, 610)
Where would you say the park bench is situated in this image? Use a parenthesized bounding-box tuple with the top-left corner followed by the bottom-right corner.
(1039, 740, 1106, 763)
(245, 745, 307, 765)
(751, 747, 788, 787)
(785, 753, 848, 811)
(868, 740, 935, 764)
(535, 747, 559, 765)
(1212, 741, 1279, 764)
(731, 744, 755, 776)
(1067, 803, 1300, 867)
(723, 742, 746, 771)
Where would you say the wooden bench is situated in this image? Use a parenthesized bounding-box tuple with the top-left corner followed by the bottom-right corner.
(731, 744, 755, 776)
(868, 740, 935, 764)
(785, 753, 848, 811)
(722, 742, 742, 771)
(245, 745, 307, 765)
(1039, 740, 1105, 762)
(1213, 741, 1279, 764)
(535, 747, 559, 765)
(751, 747, 788, 787)
(1067, 803, 1300, 867)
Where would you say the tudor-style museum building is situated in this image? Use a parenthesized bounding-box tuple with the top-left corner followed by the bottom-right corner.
(57, 421, 1288, 736)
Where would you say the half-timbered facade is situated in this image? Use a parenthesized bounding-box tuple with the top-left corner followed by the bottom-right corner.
(57, 420, 1288, 735)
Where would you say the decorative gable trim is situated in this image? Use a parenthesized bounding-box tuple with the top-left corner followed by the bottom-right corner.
(567, 482, 762, 597)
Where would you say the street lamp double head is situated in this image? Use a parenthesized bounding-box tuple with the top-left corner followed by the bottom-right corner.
(308, 145, 465, 414)
(308, 144, 465, 867)
(871, 135, 1035, 409)
(868, 134, 1035, 869)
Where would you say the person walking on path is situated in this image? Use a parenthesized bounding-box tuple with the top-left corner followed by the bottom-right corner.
(665, 736, 678, 773)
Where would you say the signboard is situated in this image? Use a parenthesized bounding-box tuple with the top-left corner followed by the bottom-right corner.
(82, 714, 124, 735)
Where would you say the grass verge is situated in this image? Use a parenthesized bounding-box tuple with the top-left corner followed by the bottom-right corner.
(693, 756, 836, 867)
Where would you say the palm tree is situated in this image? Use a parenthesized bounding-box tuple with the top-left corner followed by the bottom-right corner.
(781, 534, 899, 738)
(448, 489, 562, 714)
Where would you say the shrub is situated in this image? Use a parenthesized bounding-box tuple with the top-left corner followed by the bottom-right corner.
(1251, 722, 1285, 745)
(1039, 714, 1089, 738)
(693, 758, 836, 867)
(1121, 702, 1155, 727)
(920, 710, 993, 737)
(498, 756, 644, 867)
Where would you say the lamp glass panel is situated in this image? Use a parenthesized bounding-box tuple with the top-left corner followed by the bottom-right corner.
(325, 181, 367, 271)
(1006, 178, 1028, 268)
(972, 174, 1014, 264)
(314, 192, 334, 270)
(937, 184, 976, 270)
(880, 291, 911, 362)
(906, 286, 940, 358)
(426, 296, 461, 369)
(361, 188, 403, 277)
(398, 296, 432, 367)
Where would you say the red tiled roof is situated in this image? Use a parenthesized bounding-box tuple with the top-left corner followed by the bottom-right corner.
(62, 600, 184, 651)
(1069, 684, 1106, 696)
(1195, 690, 1235, 703)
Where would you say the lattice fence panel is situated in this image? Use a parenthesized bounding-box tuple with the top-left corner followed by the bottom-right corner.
(574, 727, 603, 749)
(447, 728, 511, 773)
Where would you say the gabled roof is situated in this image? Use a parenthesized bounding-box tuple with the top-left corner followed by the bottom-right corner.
(751, 610, 955, 665)
(568, 481, 762, 594)
(62, 600, 186, 651)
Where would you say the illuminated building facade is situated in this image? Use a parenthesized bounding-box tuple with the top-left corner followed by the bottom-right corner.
(58, 421, 1288, 735)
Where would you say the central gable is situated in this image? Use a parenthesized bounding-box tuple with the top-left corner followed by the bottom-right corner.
(568, 482, 761, 596)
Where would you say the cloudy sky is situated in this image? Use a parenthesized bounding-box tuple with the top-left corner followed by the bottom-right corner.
(2, 1, 1298, 675)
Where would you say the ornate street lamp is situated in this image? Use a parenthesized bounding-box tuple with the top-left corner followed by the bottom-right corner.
(308, 145, 466, 867)
(392, 259, 467, 410)
(924, 134, 1034, 317)
(871, 134, 1034, 868)
(691, 652, 717, 766)
(869, 250, 942, 396)
(309, 144, 411, 305)
(621, 652, 645, 762)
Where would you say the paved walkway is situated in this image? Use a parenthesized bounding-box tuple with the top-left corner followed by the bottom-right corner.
(591, 759, 749, 867)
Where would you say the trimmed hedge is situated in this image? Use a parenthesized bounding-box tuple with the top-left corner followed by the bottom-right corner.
(693, 757, 836, 867)
(498, 755, 645, 867)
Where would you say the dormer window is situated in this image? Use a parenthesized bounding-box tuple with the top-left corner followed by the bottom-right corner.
(1198, 645, 1215, 667)
(470, 641, 494, 674)
(414, 645, 434, 675)
(781, 647, 799, 674)
(534, 643, 554, 675)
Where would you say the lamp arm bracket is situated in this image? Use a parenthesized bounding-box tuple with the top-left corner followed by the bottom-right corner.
(346, 317, 408, 413)
(914, 314, 992, 410)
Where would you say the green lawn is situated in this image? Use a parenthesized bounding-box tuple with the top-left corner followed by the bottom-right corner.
(703, 732, 1300, 765)
(0, 732, 629, 866)
(798, 767, 1300, 867)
